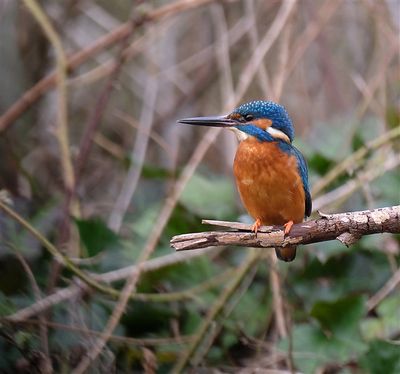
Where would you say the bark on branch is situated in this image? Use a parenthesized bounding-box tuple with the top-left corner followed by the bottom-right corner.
(170, 206, 400, 251)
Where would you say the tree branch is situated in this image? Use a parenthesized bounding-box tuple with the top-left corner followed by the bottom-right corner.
(170, 206, 400, 251)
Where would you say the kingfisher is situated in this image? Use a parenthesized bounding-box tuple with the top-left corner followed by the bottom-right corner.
(178, 100, 312, 262)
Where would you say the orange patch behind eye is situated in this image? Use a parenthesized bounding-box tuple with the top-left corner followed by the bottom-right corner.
(252, 118, 272, 130)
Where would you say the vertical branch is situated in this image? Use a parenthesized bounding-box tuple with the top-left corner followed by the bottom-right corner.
(108, 60, 159, 232)
(211, 4, 235, 109)
(22, 0, 75, 212)
(244, 0, 272, 99)
(268, 256, 287, 338)
(211, 4, 236, 166)
(272, 22, 292, 102)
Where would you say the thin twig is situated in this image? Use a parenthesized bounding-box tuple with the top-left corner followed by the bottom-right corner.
(7, 280, 84, 322)
(244, 0, 272, 99)
(356, 46, 398, 119)
(4, 318, 193, 347)
(367, 266, 400, 312)
(269, 255, 287, 338)
(115, 110, 174, 158)
(313, 154, 400, 211)
(272, 21, 292, 102)
(108, 56, 159, 232)
(211, 4, 235, 109)
(74, 20, 134, 180)
(312, 121, 400, 196)
(211, 3, 237, 164)
(13, 250, 53, 373)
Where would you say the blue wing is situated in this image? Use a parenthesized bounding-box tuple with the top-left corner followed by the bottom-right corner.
(277, 141, 312, 217)
(292, 146, 312, 217)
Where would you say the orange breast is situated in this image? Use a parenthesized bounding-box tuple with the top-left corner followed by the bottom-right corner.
(233, 138, 305, 225)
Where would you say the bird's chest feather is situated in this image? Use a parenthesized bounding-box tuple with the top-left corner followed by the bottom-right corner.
(233, 138, 305, 225)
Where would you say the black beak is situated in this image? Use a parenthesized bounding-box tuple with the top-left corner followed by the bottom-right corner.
(177, 115, 238, 128)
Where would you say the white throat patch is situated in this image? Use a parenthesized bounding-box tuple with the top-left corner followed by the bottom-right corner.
(229, 127, 249, 142)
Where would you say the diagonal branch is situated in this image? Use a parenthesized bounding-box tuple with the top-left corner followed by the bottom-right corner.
(170, 206, 400, 251)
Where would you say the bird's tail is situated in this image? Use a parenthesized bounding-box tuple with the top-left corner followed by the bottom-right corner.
(275, 246, 297, 262)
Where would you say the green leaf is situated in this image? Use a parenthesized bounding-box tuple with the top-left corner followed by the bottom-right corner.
(155, 256, 215, 290)
(121, 302, 176, 336)
(370, 172, 400, 207)
(182, 310, 203, 335)
(279, 322, 367, 373)
(230, 283, 270, 339)
(360, 340, 400, 374)
(165, 204, 204, 241)
(356, 116, 382, 143)
(386, 106, 400, 129)
(141, 164, 174, 179)
(0, 292, 15, 316)
(75, 217, 119, 257)
(352, 131, 365, 152)
(361, 295, 400, 341)
(130, 203, 161, 239)
(180, 173, 237, 220)
(311, 295, 365, 337)
(279, 295, 368, 372)
(290, 251, 391, 309)
(221, 331, 238, 349)
(307, 152, 335, 176)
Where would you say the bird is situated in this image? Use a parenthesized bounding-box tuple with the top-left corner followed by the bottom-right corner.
(177, 100, 312, 262)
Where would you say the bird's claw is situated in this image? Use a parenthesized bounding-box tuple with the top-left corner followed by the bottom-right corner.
(251, 218, 262, 236)
(283, 220, 294, 235)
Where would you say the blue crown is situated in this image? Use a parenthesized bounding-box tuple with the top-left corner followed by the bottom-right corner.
(233, 100, 294, 142)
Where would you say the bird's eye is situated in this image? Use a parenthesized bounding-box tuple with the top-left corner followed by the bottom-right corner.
(244, 114, 254, 121)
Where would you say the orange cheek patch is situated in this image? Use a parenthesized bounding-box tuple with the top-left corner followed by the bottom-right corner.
(252, 118, 272, 130)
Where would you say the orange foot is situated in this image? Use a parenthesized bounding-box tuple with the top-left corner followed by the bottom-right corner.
(283, 220, 294, 235)
(251, 218, 262, 236)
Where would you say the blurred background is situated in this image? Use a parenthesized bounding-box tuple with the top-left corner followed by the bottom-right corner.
(0, 0, 399, 372)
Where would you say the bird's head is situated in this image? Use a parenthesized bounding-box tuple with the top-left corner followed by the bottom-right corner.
(178, 100, 294, 143)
